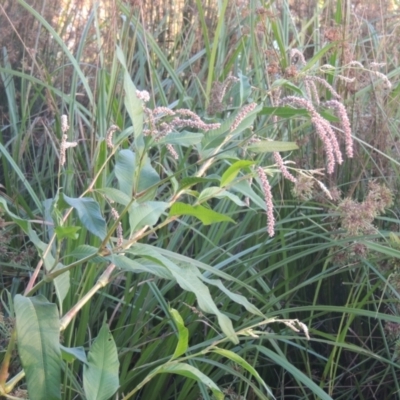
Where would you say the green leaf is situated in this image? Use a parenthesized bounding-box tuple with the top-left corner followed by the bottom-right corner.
(158, 131, 204, 146)
(115, 149, 160, 197)
(247, 140, 299, 153)
(129, 201, 168, 234)
(0, 197, 29, 232)
(202, 277, 264, 317)
(169, 202, 235, 225)
(83, 324, 119, 400)
(228, 71, 251, 105)
(55, 226, 81, 240)
(108, 254, 173, 279)
(136, 156, 161, 194)
(178, 177, 219, 191)
(271, 78, 303, 94)
(60, 344, 87, 364)
(97, 187, 131, 206)
(52, 263, 70, 311)
(14, 295, 61, 400)
(169, 308, 189, 360)
(220, 160, 254, 187)
(256, 346, 333, 400)
(130, 244, 238, 343)
(154, 363, 224, 400)
(364, 241, 400, 258)
(215, 190, 246, 206)
(116, 46, 144, 150)
(231, 180, 266, 209)
(67, 245, 99, 260)
(212, 348, 274, 398)
(260, 106, 309, 118)
(260, 106, 338, 122)
(197, 187, 223, 203)
(197, 187, 246, 206)
(115, 149, 135, 196)
(62, 195, 107, 241)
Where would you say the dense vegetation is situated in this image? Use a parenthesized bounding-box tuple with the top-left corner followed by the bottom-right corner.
(1, 0, 400, 399)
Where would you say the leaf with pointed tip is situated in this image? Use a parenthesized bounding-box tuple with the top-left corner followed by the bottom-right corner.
(0, 197, 29, 232)
(129, 244, 238, 343)
(220, 160, 254, 187)
(52, 263, 70, 310)
(115, 149, 135, 196)
(231, 180, 266, 209)
(83, 324, 119, 400)
(202, 277, 263, 317)
(169, 202, 235, 225)
(60, 345, 87, 364)
(212, 348, 274, 398)
(153, 363, 224, 400)
(115, 149, 160, 198)
(170, 308, 189, 360)
(14, 295, 61, 400)
(116, 46, 144, 150)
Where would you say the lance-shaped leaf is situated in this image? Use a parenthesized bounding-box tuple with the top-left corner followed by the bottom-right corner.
(129, 245, 238, 343)
(15, 295, 61, 400)
(108, 254, 173, 280)
(116, 46, 144, 150)
(212, 348, 274, 398)
(169, 308, 189, 360)
(202, 277, 264, 317)
(83, 324, 119, 400)
(169, 202, 235, 225)
(151, 363, 224, 400)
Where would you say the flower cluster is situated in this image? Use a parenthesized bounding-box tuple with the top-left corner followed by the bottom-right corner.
(207, 74, 239, 114)
(338, 181, 393, 236)
(231, 102, 257, 132)
(281, 96, 353, 174)
(273, 152, 297, 183)
(141, 107, 221, 160)
(106, 125, 120, 149)
(256, 166, 275, 237)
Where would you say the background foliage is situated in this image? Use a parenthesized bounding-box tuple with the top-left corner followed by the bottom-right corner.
(1, 0, 400, 399)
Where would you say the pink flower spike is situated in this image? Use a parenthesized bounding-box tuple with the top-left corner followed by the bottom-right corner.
(256, 167, 275, 237)
(273, 152, 297, 183)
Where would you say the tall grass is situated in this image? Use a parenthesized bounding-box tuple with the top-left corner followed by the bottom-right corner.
(1, 0, 400, 399)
